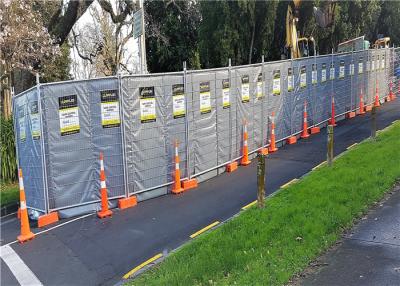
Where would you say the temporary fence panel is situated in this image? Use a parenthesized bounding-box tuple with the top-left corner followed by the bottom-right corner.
(122, 75, 169, 200)
(267, 61, 286, 143)
(189, 71, 218, 181)
(13, 48, 398, 217)
(13, 88, 46, 213)
(215, 69, 234, 172)
(163, 73, 189, 188)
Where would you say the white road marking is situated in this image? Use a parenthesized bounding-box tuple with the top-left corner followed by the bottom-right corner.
(0, 245, 43, 286)
(2, 213, 94, 248)
(0, 217, 18, 227)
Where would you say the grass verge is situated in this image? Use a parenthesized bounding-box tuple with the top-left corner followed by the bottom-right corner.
(130, 122, 400, 286)
(1, 182, 19, 207)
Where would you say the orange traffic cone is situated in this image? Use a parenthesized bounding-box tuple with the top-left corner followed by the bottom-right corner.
(268, 112, 278, 153)
(389, 81, 396, 101)
(17, 169, 35, 243)
(374, 82, 380, 107)
(328, 96, 337, 126)
(358, 89, 365, 115)
(240, 120, 251, 166)
(172, 140, 184, 194)
(301, 101, 310, 139)
(97, 153, 113, 218)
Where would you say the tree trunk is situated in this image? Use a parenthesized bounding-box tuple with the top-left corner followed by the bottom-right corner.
(249, 23, 256, 64)
(1, 74, 12, 119)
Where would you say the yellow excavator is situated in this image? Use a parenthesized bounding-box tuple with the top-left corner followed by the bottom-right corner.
(285, 0, 336, 59)
(372, 37, 391, 49)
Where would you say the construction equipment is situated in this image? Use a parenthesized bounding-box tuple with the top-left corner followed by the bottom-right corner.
(285, 0, 336, 59)
(373, 37, 391, 49)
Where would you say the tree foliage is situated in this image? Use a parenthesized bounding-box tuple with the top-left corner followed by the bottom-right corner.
(199, 0, 278, 68)
(144, 0, 201, 72)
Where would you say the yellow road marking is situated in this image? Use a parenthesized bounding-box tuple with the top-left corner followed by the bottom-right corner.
(280, 178, 299, 189)
(190, 221, 220, 238)
(312, 161, 326, 170)
(123, 253, 163, 279)
(241, 200, 257, 210)
(347, 143, 358, 150)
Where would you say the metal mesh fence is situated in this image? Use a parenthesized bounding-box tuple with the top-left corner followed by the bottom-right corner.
(12, 48, 397, 217)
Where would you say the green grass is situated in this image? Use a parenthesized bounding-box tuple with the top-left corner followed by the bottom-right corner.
(1, 182, 19, 207)
(130, 122, 400, 286)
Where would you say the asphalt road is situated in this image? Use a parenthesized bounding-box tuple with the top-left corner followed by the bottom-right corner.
(1, 99, 399, 286)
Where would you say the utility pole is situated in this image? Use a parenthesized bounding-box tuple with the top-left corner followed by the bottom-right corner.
(137, 0, 147, 74)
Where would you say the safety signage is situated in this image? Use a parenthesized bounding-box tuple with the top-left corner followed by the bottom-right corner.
(312, 64, 317, 85)
(18, 105, 26, 141)
(241, 75, 250, 103)
(29, 101, 40, 139)
(200, 81, 211, 114)
(287, 68, 294, 92)
(59, 95, 80, 136)
(358, 57, 363, 74)
(222, 79, 230, 109)
(339, 61, 345, 79)
(376, 55, 380, 70)
(371, 56, 375, 71)
(139, 87, 156, 123)
(321, 63, 327, 83)
(100, 90, 120, 128)
(172, 84, 185, 118)
(257, 73, 264, 98)
(330, 63, 335, 80)
(300, 66, 307, 88)
(273, 70, 280, 95)
(350, 63, 354, 76)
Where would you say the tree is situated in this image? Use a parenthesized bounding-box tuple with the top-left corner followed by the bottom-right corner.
(376, 0, 400, 45)
(144, 0, 201, 72)
(199, 0, 278, 68)
(0, 0, 59, 119)
(71, 1, 136, 79)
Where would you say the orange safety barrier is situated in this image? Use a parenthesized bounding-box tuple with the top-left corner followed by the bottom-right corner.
(118, 196, 137, 210)
(389, 81, 396, 101)
(172, 140, 184, 194)
(240, 120, 251, 166)
(268, 112, 278, 152)
(300, 101, 310, 139)
(182, 177, 198, 191)
(17, 169, 35, 243)
(226, 161, 238, 172)
(97, 153, 113, 218)
(346, 110, 356, 119)
(374, 81, 380, 107)
(357, 88, 365, 115)
(38, 212, 59, 228)
(328, 96, 337, 126)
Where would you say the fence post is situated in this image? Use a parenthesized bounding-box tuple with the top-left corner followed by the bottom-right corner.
(118, 73, 129, 199)
(261, 55, 265, 148)
(36, 73, 49, 214)
(371, 106, 377, 139)
(183, 61, 191, 179)
(350, 50, 354, 113)
(327, 125, 334, 167)
(257, 153, 266, 209)
(228, 58, 232, 162)
(330, 49, 334, 124)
